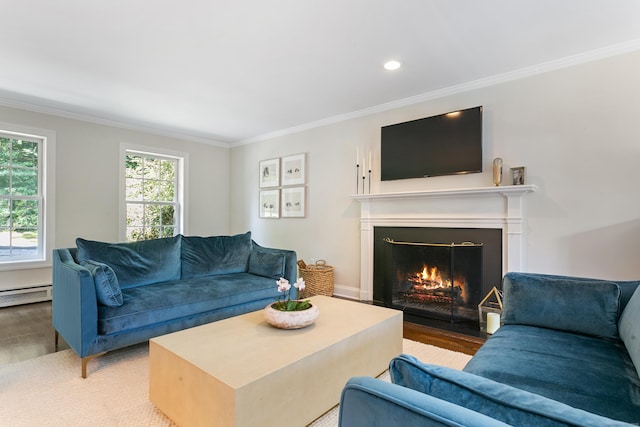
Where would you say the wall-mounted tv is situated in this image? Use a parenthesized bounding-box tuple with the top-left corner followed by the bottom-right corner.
(381, 106, 483, 181)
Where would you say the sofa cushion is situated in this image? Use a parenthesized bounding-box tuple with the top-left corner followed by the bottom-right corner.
(80, 260, 123, 307)
(391, 354, 635, 427)
(619, 285, 640, 379)
(463, 325, 640, 424)
(181, 232, 252, 279)
(502, 273, 620, 339)
(76, 236, 181, 288)
(97, 273, 278, 335)
(248, 249, 286, 280)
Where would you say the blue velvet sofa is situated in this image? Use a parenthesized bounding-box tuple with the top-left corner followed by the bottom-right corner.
(52, 232, 296, 377)
(339, 273, 640, 426)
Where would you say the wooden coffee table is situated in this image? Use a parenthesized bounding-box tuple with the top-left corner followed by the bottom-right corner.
(149, 295, 403, 427)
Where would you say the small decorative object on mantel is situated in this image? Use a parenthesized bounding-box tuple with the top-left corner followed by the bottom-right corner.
(492, 158, 503, 186)
(511, 166, 525, 185)
(264, 277, 319, 329)
(355, 146, 372, 194)
(478, 286, 503, 334)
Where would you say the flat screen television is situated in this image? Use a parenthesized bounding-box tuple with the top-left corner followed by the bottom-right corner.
(381, 106, 483, 181)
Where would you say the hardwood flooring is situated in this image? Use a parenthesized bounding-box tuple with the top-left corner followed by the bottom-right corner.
(0, 301, 482, 366)
(0, 301, 69, 365)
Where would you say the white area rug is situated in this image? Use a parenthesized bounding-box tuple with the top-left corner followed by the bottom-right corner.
(0, 339, 471, 427)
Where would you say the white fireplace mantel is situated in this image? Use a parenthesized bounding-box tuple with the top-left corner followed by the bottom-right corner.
(350, 185, 537, 301)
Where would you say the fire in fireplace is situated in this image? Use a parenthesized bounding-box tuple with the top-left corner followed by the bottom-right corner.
(384, 238, 483, 323)
(404, 264, 466, 306)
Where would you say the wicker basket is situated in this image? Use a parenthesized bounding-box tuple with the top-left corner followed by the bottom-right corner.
(298, 259, 334, 297)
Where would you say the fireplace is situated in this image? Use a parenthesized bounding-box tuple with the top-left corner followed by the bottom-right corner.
(385, 239, 483, 322)
(373, 226, 502, 335)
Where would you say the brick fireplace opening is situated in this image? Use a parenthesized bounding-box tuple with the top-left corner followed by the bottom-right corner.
(373, 226, 502, 336)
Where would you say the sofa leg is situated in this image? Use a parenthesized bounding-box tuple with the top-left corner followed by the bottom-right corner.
(81, 352, 106, 379)
(54, 330, 59, 352)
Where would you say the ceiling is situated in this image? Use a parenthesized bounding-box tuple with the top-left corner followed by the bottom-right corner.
(1, 1, 640, 145)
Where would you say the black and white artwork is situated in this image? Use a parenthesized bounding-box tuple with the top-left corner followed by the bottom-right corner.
(281, 187, 305, 218)
(259, 158, 280, 188)
(281, 153, 305, 186)
(259, 189, 280, 218)
(511, 166, 525, 185)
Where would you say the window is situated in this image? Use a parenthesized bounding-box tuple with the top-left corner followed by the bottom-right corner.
(121, 146, 185, 241)
(0, 128, 51, 266)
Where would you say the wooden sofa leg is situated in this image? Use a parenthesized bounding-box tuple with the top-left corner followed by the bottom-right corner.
(81, 352, 107, 379)
(54, 330, 59, 352)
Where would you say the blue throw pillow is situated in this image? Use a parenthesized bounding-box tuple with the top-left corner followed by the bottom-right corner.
(80, 260, 123, 307)
(502, 273, 620, 339)
(181, 232, 252, 279)
(248, 250, 286, 279)
(619, 285, 640, 379)
(76, 236, 181, 288)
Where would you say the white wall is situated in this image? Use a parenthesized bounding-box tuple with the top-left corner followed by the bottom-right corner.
(0, 106, 230, 291)
(230, 50, 640, 299)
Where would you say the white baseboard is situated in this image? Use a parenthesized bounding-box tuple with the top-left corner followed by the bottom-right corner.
(0, 285, 52, 307)
(331, 283, 362, 301)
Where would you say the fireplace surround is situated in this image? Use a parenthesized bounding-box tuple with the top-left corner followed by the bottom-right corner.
(351, 185, 536, 335)
(351, 185, 536, 302)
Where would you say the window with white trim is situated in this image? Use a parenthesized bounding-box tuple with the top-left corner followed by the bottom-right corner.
(123, 149, 183, 241)
(0, 131, 44, 263)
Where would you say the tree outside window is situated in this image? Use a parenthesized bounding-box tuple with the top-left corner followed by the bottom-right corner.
(125, 152, 178, 241)
(0, 135, 42, 260)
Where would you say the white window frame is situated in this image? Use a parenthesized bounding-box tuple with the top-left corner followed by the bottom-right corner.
(0, 123, 55, 271)
(119, 143, 187, 241)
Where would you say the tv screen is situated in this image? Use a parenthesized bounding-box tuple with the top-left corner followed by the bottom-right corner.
(381, 106, 483, 181)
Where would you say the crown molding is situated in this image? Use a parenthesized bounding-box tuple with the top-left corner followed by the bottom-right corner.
(0, 97, 230, 149)
(235, 38, 640, 147)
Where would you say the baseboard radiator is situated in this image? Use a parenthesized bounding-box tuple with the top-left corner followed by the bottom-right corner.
(0, 285, 52, 307)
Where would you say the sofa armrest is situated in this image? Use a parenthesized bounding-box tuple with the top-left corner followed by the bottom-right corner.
(390, 354, 633, 427)
(52, 248, 99, 357)
(502, 272, 621, 339)
(339, 377, 510, 427)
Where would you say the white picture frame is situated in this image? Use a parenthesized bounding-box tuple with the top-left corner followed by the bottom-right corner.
(259, 189, 280, 218)
(281, 186, 305, 218)
(281, 153, 306, 186)
(259, 158, 280, 188)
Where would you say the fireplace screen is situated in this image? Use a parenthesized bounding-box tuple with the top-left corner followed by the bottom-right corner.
(385, 238, 483, 322)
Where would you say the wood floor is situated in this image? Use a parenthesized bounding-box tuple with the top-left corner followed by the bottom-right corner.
(0, 301, 482, 366)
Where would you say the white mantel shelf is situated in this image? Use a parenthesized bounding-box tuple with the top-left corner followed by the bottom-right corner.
(349, 184, 537, 201)
(351, 184, 537, 302)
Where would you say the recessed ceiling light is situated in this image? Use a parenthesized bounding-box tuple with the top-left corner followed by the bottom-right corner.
(384, 60, 401, 71)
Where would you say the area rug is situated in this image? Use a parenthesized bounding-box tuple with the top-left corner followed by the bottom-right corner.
(0, 339, 471, 426)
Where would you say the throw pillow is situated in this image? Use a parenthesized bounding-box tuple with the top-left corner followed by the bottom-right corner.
(619, 285, 640, 379)
(80, 260, 123, 307)
(248, 250, 286, 279)
(76, 236, 181, 288)
(502, 273, 620, 339)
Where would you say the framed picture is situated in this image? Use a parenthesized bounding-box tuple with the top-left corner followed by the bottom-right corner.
(281, 187, 305, 218)
(511, 166, 525, 185)
(281, 153, 306, 186)
(259, 190, 280, 218)
(259, 158, 280, 188)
